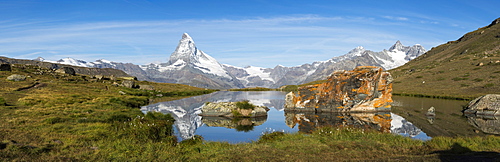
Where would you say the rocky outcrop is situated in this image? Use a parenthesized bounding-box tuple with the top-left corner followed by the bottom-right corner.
(464, 94, 500, 116)
(285, 66, 393, 112)
(201, 101, 269, 117)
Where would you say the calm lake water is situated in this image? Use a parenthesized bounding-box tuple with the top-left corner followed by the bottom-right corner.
(141, 91, 498, 143)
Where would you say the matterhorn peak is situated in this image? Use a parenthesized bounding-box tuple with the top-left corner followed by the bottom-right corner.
(182, 33, 192, 40)
(168, 33, 199, 64)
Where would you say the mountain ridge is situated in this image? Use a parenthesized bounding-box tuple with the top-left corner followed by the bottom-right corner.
(33, 34, 426, 89)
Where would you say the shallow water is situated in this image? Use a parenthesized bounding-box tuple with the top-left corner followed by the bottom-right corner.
(141, 91, 497, 143)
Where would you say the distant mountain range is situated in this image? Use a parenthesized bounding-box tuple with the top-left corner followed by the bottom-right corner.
(35, 33, 426, 89)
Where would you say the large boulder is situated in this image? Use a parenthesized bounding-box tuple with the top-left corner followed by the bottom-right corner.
(6, 74, 26, 81)
(285, 66, 393, 112)
(200, 101, 270, 117)
(464, 94, 500, 116)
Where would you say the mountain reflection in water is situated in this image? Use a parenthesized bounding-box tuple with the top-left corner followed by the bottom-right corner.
(141, 91, 481, 143)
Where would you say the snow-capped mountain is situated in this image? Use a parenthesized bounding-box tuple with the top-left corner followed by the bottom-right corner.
(36, 57, 96, 67)
(139, 33, 243, 89)
(36, 33, 426, 89)
(224, 41, 426, 88)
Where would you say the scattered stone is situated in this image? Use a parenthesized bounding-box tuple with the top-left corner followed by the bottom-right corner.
(139, 85, 155, 90)
(477, 62, 484, 66)
(112, 82, 120, 86)
(0, 64, 11, 71)
(285, 66, 393, 112)
(121, 80, 135, 88)
(6, 74, 26, 81)
(119, 91, 126, 95)
(201, 101, 270, 117)
(52, 140, 63, 144)
(464, 94, 500, 116)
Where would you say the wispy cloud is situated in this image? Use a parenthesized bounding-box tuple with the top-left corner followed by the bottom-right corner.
(382, 16, 409, 21)
(0, 15, 463, 67)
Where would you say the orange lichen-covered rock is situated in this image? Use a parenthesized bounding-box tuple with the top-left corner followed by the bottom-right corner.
(285, 66, 393, 112)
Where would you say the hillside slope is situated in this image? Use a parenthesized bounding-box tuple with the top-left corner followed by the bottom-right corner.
(390, 18, 500, 99)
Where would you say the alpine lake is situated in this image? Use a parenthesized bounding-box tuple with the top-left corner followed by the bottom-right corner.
(141, 91, 498, 143)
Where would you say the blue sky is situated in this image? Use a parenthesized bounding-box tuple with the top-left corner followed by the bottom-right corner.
(1, 0, 499, 68)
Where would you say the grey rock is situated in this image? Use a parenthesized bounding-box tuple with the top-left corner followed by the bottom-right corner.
(6, 74, 26, 81)
(201, 101, 269, 117)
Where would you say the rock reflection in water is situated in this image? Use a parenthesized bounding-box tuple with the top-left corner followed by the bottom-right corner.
(202, 116, 267, 132)
(465, 114, 500, 135)
(285, 111, 431, 140)
(284, 111, 392, 133)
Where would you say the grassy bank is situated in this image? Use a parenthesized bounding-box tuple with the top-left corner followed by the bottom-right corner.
(1, 64, 499, 161)
(0, 64, 214, 161)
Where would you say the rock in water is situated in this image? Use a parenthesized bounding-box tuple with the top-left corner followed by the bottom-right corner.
(285, 66, 393, 112)
(464, 94, 500, 116)
(6, 74, 27, 81)
(201, 101, 270, 117)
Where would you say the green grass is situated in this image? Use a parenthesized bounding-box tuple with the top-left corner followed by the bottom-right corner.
(235, 100, 255, 110)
